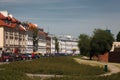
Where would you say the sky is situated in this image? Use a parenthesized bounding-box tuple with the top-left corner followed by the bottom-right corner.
(0, 0, 120, 38)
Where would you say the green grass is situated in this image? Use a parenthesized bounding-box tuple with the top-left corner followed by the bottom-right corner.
(45, 73, 120, 80)
(0, 56, 119, 80)
(0, 70, 32, 80)
(0, 56, 104, 76)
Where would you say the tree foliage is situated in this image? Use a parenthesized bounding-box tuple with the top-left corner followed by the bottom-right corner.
(55, 37, 59, 53)
(116, 31, 120, 41)
(78, 34, 91, 56)
(90, 29, 114, 59)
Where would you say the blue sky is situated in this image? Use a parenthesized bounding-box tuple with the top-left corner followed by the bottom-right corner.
(0, 0, 120, 38)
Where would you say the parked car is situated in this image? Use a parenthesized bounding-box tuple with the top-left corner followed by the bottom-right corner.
(26, 53, 32, 60)
(14, 53, 22, 61)
(2, 52, 13, 62)
(21, 54, 28, 60)
(34, 54, 40, 59)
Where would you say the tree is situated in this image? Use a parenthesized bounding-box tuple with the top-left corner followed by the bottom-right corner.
(55, 37, 59, 53)
(116, 31, 120, 41)
(33, 27, 39, 52)
(90, 29, 114, 60)
(78, 34, 91, 56)
(28, 23, 39, 52)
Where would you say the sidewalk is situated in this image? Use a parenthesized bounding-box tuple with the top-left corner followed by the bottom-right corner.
(26, 73, 63, 80)
(74, 58, 120, 76)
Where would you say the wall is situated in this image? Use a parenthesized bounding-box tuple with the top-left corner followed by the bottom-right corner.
(0, 27, 4, 48)
(98, 53, 108, 62)
(109, 52, 120, 63)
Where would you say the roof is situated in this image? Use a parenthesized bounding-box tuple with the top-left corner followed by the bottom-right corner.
(0, 11, 38, 32)
(11, 17, 19, 23)
(0, 13, 6, 19)
(28, 23, 37, 29)
(19, 25, 26, 31)
(0, 19, 7, 27)
(0, 19, 18, 28)
(39, 31, 46, 35)
(0, 15, 19, 28)
(11, 23, 17, 28)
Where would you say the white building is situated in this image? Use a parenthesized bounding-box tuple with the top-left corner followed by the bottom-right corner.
(0, 11, 27, 54)
(37, 28, 47, 55)
(110, 42, 120, 52)
(50, 35, 56, 54)
(50, 35, 80, 55)
(25, 29, 33, 53)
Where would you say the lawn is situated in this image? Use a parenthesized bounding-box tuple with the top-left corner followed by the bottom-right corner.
(0, 56, 119, 80)
(44, 72, 120, 80)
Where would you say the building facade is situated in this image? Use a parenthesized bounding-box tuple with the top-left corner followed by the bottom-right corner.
(59, 35, 79, 54)
(50, 35, 80, 55)
(110, 42, 120, 52)
(37, 28, 47, 55)
(0, 11, 80, 56)
(46, 36, 51, 54)
(25, 29, 33, 53)
(0, 11, 26, 54)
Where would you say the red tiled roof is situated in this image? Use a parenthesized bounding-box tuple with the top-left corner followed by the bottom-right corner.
(39, 28, 44, 31)
(0, 19, 18, 28)
(45, 32, 48, 35)
(19, 25, 26, 31)
(0, 13, 6, 19)
(28, 23, 37, 29)
(11, 23, 17, 28)
(39, 31, 46, 35)
(7, 16, 12, 21)
(0, 19, 7, 26)
(11, 17, 18, 23)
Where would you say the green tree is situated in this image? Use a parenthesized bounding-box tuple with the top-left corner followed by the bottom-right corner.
(55, 37, 59, 53)
(116, 31, 120, 41)
(78, 34, 91, 56)
(21, 21, 29, 28)
(33, 27, 39, 52)
(90, 29, 114, 60)
(28, 23, 39, 52)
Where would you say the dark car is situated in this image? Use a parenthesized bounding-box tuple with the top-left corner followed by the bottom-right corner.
(14, 53, 22, 61)
(2, 52, 13, 62)
(21, 54, 28, 60)
(34, 54, 40, 59)
(26, 53, 32, 60)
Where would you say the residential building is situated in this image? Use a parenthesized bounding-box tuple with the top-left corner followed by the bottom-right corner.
(46, 35, 51, 54)
(25, 28, 33, 53)
(25, 23, 38, 53)
(38, 28, 47, 55)
(59, 35, 79, 54)
(110, 42, 120, 52)
(50, 35, 56, 54)
(50, 35, 80, 55)
(0, 11, 80, 56)
(0, 11, 26, 54)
